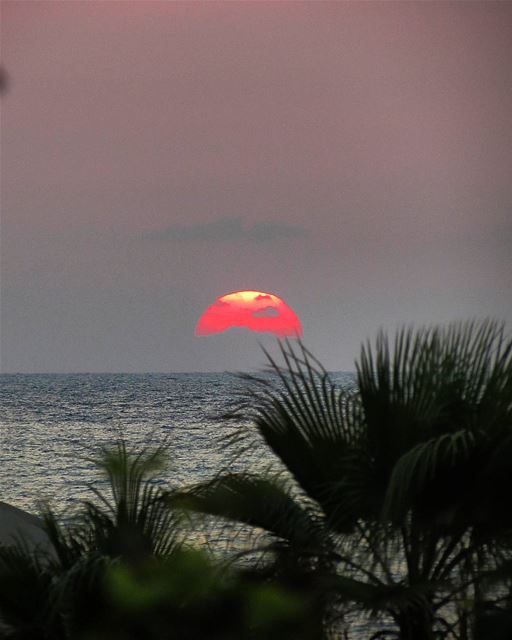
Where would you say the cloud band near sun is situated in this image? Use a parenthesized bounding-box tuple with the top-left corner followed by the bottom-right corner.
(146, 216, 308, 243)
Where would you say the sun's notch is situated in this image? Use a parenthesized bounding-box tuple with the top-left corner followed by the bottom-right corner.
(252, 306, 280, 318)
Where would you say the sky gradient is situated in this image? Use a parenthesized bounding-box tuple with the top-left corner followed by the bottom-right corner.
(1, 1, 511, 372)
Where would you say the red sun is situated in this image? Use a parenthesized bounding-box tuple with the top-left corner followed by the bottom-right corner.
(195, 290, 303, 338)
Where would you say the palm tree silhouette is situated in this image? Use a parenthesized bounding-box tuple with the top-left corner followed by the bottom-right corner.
(170, 320, 512, 639)
(0, 442, 180, 638)
(0, 442, 323, 639)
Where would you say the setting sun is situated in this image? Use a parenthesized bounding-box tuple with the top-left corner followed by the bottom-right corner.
(195, 290, 303, 338)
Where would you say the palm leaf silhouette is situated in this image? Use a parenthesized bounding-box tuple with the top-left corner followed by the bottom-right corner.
(172, 320, 512, 640)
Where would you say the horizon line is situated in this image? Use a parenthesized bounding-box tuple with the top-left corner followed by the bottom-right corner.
(0, 369, 355, 376)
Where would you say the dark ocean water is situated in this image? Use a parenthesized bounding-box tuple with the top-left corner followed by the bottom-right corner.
(0, 372, 355, 512)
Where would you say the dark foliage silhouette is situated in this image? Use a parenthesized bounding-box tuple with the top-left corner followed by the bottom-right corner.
(170, 320, 512, 639)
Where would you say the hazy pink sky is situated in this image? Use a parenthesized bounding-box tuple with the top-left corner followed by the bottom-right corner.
(2, 1, 511, 372)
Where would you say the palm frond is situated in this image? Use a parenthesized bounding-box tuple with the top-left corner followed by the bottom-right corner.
(0, 542, 58, 638)
(356, 320, 512, 480)
(80, 442, 179, 559)
(39, 507, 87, 569)
(383, 429, 478, 521)
(230, 341, 370, 532)
(326, 574, 439, 616)
(167, 472, 330, 557)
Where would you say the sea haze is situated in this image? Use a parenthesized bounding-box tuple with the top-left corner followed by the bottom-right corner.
(0, 372, 355, 512)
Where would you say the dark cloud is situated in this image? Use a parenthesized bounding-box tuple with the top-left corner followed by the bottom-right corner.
(0, 67, 9, 95)
(146, 216, 308, 244)
(253, 306, 280, 317)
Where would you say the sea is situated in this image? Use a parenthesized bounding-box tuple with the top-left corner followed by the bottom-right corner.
(0, 372, 355, 513)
